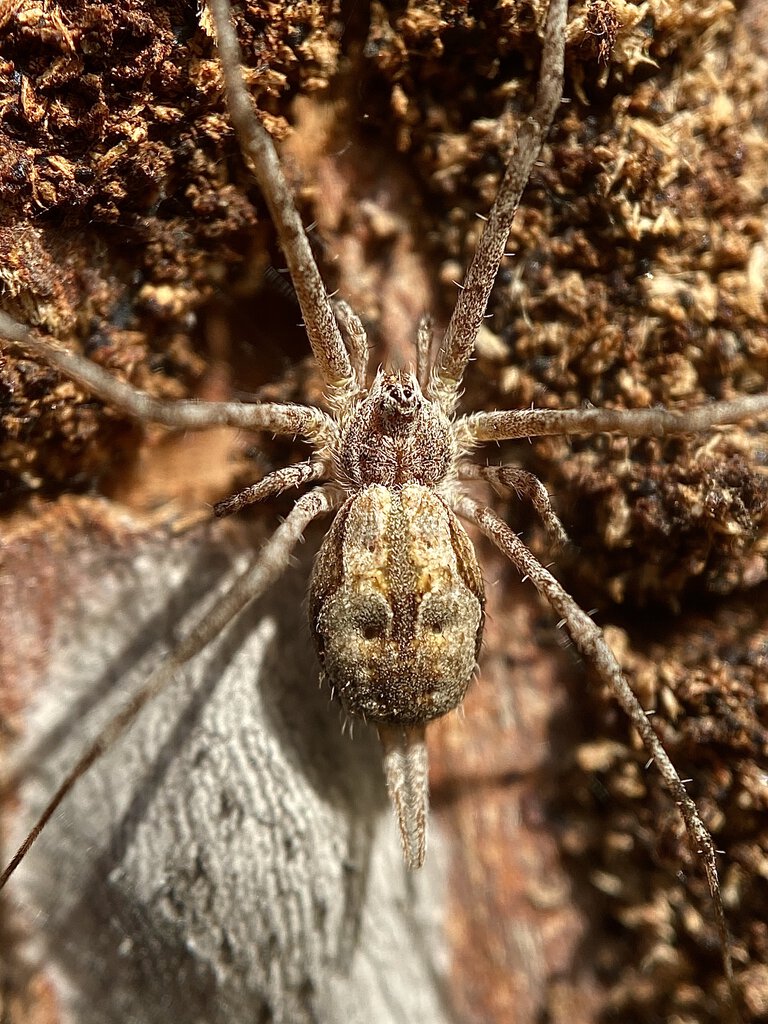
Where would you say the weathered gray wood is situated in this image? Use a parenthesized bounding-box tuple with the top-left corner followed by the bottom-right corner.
(3, 506, 452, 1024)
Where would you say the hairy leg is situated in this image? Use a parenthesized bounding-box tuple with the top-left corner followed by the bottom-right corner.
(457, 396, 768, 445)
(416, 315, 433, 391)
(208, 0, 355, 399)
(214, 459, 328, 518)
(334, 301, 370, 390)
(0, 311, 334, 438)
(458, 462, 569, 548)
(430, 0, 568, 412)
(451, 491, 738, 1009)
(0, 485, 341, 889)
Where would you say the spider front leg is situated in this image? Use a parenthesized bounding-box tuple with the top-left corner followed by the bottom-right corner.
(450, 492, 740, 1013)
(209, 0, 357, 405)
(0, 485, 341, 890)
(0, 311, 334, 439)
(456, 396, 768, 445)
(457, 462, 569, 548)
(429, 0, 568, 412)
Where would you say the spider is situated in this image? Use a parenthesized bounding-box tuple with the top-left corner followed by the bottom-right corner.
(1, 0, 765, 1018)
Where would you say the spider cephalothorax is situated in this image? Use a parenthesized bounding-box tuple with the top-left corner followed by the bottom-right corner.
(335, 369, 455, 488)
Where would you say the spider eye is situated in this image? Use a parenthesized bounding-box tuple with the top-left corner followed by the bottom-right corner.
(380, 375, 420, 418)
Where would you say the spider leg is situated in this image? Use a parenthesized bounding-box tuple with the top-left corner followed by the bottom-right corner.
(334, 300, 369, 390)
(0, 485, 341, 890)
(0, 311, 334, 438)
(208, 0, 355, 401)
(450, 491, 739, 1009)
(213, 458, 327, 518)
(458, 462, 569, 548)
(430, 0, 568, 412)
(457, 396, 768, 445)
(416, 314, 434, 392)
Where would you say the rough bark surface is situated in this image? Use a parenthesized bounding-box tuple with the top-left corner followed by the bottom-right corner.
(1, 2, 767, 1024)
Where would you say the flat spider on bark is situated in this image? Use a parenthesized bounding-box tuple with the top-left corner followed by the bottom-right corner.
(1, 0, 766, 1019)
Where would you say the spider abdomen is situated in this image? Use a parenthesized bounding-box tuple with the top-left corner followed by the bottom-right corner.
(309, 484, 485, 724)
